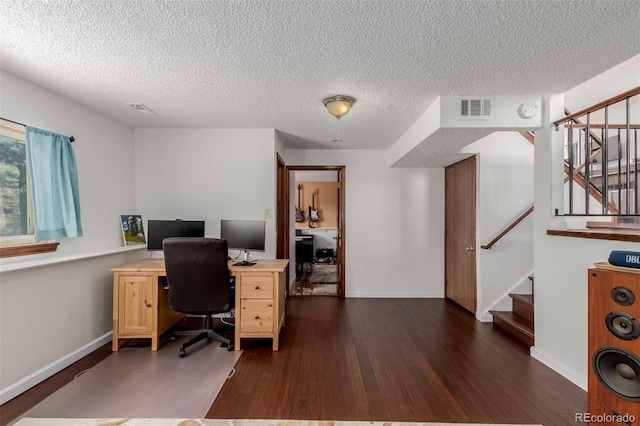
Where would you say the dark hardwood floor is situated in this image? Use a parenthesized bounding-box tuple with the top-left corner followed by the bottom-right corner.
(209, 297, 585, 424)
(1, 297, 586, 425)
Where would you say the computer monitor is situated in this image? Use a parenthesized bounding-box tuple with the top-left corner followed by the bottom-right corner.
(147, 219, 205, 251)
(220, 219, 266, 261)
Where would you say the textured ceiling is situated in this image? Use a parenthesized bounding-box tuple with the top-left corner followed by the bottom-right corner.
(1, 0, 639, 151)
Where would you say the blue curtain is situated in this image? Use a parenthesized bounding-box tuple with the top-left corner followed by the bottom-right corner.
(25, 126, 83, 241)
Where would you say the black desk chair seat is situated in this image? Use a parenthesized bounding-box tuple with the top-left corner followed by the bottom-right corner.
(163, 237, 235, 357)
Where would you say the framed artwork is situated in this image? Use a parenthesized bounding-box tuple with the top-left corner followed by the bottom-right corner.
(120, 214, 146, 246)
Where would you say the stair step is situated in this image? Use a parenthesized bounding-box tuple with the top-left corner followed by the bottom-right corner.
(490, 310, 534, 347)
(510, 294, 534, 326)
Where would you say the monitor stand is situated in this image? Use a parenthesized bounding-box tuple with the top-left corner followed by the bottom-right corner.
(233, 250, 256, 267)
(241, 250, 254, 262)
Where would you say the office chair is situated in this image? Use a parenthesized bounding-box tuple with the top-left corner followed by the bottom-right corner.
(163, 237, 234, 357)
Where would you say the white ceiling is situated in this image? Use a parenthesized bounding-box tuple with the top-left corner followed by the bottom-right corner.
(1, 1, 639, 151)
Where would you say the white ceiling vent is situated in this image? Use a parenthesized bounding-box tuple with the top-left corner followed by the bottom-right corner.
(460, 98, 492, 118)
(125, 103, 158, 115)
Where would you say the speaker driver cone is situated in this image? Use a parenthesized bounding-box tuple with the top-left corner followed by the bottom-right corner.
(606, 311, 640, 340)
(612, 286, 636, 306)
(593, 346, 640, 401)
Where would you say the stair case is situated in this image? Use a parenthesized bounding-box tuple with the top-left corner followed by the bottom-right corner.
(489, 277, 534, 347)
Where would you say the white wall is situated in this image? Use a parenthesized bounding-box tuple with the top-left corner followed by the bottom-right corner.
(460, 132, 535, 319)
(532, 93, 640, 391)
(133, 128, 278, 260)
(286, 149, 444, 298)
(295, 170, 338, 181)
(0, 70, 144, 402)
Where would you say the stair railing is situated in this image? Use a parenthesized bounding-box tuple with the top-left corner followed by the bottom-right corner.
(481, 205, 534, 250)
(553, 86, 640, 219)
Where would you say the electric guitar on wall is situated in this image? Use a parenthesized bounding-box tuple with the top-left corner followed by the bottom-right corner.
(295, 184, 305, 222)
(309, 190, 319, 228)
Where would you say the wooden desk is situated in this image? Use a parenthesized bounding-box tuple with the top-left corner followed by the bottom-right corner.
(109, 258, 289, 352)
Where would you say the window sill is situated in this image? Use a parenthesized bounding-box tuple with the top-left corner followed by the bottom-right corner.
(0, 242, 59, 258)
(547, 228, 640, 243)
(0, 245, 146, 273)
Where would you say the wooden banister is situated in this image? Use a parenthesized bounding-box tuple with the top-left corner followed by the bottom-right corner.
(553, 86, 640, 128)
(481, 205, 534, 250)
(519, 131, 535, 145)
(562, 124, 640, 129)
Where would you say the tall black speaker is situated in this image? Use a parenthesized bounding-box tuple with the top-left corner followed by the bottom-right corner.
(589, 268, 640, 425)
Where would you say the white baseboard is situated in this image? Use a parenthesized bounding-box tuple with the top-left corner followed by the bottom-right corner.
(530, 346, 587, 391)
(0, 332, 113, 404)
(477, 312, 494, 322)
(344, 291, 444, 298)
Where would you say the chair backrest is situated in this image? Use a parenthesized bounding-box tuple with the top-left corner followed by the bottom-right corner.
(163, 237, 233, 315)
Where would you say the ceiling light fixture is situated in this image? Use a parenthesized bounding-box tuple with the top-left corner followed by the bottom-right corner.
(323, 95, 356, 120)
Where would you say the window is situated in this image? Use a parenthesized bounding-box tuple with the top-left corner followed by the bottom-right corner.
(0, 121, 35, 242)
(0, 120, 60, 258)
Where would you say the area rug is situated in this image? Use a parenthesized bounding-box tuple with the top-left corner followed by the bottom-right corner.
(14, 338, 242, 423)
(309, 264, 337, 284)
(298, 284, 338, 296)
(13, 419, 542, 426)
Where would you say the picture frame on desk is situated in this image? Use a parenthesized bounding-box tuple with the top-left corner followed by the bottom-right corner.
(120, 214, 146, 246)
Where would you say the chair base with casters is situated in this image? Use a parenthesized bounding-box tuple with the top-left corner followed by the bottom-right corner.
(172, 314, 234, 357)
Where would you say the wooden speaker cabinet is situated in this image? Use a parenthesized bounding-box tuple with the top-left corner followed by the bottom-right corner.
(589, 268, 640, 425)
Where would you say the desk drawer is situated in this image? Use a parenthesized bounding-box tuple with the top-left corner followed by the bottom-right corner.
(240, 274, 274, 298)
(240, 300, 274, 333)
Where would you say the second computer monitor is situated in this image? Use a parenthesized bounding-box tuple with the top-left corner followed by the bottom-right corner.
(220, 219, 266, 261)
(147, 220, 205, 251)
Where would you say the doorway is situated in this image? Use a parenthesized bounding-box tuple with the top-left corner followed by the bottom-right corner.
(444, 156, 477, 313)
(283, 165, 345, 298)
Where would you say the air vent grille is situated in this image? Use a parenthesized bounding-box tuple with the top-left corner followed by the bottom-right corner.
(125, 103, 158, 115)
(460, 98, 492, 118)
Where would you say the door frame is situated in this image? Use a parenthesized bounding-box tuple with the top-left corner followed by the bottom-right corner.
(283, 165, 346, 298)
(276, 154, 288, 292)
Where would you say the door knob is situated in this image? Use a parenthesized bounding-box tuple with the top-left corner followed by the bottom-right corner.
(466, 246, 475, 251)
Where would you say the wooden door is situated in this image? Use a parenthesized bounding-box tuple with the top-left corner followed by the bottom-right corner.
(445, 156, 477, 313)
(335, 168, 345, 298)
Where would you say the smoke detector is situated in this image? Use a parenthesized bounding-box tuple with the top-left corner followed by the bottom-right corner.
(518, 101, 539, 119)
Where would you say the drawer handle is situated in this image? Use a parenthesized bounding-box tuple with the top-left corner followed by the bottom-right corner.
(144, 299, 152, 308)
(254, 315, 260, 320)
(254, 286, 260, 290)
